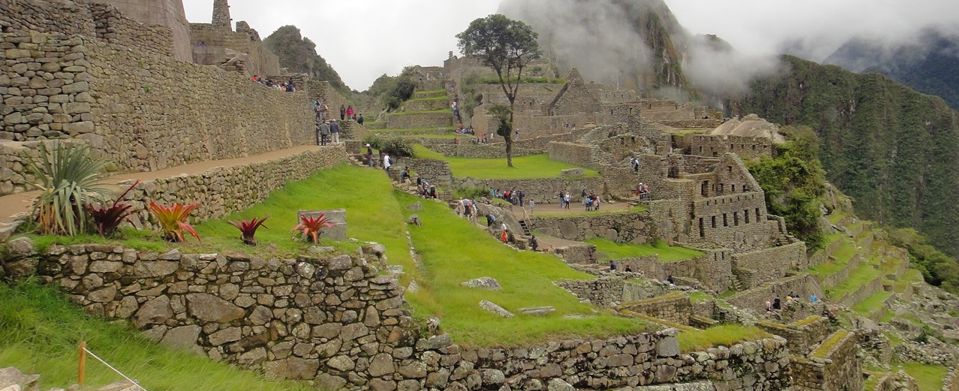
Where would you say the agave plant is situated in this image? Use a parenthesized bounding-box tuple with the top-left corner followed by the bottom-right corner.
(230, 216, 268, 246)
(148, 201, 200, 242)
(87, 180, 140, 237)
(293, 214, 334, 243)
(27, 142, 108, 236)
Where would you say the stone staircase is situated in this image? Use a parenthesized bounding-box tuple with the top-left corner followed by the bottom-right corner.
(518, 219, 533, 236)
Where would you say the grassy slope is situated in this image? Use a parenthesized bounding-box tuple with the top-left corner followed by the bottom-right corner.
(587, 238, 704, 263)
(677, 325, 770, 353)
(902, 362, 948, 390)
(413, 145, 599, 180)
(0, 281, 313, 391)
(396, 192, 647, 347)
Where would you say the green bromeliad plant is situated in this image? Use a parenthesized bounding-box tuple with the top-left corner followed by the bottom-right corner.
(27, 142, 108, 236)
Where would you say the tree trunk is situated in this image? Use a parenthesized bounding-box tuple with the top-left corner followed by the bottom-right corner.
(506, 105, 515, 167)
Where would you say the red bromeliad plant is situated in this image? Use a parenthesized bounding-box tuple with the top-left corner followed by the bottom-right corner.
(293, 214, 334, 243)
(230, 216, 268, 246)
(87, 180, 140, 237)
(148, 201, 201, 242)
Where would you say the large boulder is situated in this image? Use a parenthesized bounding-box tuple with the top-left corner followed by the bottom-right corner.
(186, 293, 245, 323)
(461, 277, 501, 290)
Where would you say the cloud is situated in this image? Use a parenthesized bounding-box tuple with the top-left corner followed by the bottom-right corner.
(183, 0, 499, 90)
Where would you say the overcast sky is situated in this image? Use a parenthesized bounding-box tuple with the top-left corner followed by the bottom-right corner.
(183, 0, 959, 90)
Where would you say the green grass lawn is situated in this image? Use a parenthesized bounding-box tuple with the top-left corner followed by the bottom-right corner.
(390, 109, 450, 116)
(587, 238, 704, 263)
(902, 362, 948, 390)
(809, 238, 860, 279)
(413, 144, 599, 180)
(825, 263, 881, 301)
(677, 325, 770, 353)
(396, 192, 648, 347)
(852, 290, 893, 316)
(0, 281, 314, 391)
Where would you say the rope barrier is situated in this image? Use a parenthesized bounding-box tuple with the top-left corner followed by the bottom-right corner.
(80, 345, 148, 391)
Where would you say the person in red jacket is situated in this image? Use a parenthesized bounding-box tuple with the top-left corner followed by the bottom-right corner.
(346, 105, 354, 121)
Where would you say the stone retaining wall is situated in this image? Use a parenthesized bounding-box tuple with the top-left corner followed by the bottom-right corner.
(731, 242, 807, 289)
(619, 249, 735, 293)
(3, 241, 794, 390)
(454, 176, 606, 204)
(821, 253, 863, 289)
(621, 293, 692, 324)
(728, 275, 824, 315)
(757, 316, 830, 356)
(122, 146, 347, 227)
(531, 212, 658, 244)
(944, 368, 959, 391)
(385, 112, 453, 129)
(792, 331, 863, 391)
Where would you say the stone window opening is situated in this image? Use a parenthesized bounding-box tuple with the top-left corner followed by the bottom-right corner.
(744, 209, 750, 224)
(711, 216, 717, 229)
(728, 166, 733, 173)
(731, 184, 736, 192)
(733, 212, 739, 226)
(723, 214, 728, 227)
(755, 208, 761, 222)
(699, 146, 703, 154)
(698, 218, 705, 238)
(701, 181, 709, 197)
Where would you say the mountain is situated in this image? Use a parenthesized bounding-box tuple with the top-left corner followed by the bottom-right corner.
(824, 28, 959, 109)
(498, 0, 691, 95)
(731, 55, 959, 257)
(263, 26, 349, 92)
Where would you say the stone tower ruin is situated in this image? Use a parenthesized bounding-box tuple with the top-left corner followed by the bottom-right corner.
(212, 0, 232, 30)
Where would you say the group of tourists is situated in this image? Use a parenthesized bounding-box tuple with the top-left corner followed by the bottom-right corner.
(489, 188, 528, 207)
(583, 191, 602, 211)
(251, 75, 296, 92)
(316, 119, 342, 146)
(765, 292, 815, 313)
(454, 198, 477, 223)
(415, 177, 438, 199)
(339, 104, 364, 124)
(634, 182, 652, 201)
(558, 192, 573, 209)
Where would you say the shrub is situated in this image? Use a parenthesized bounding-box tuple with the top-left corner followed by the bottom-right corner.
(453, 185, 487, 200)
(86, 180, 139, 237)
(293, 214, 334, 243)
(230, 217, 268, 246)
(148, 201, 200, 242)
(27, 142, 107, 236)
(362, 135, 413, 158)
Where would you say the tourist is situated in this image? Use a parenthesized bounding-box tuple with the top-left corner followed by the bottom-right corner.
(346, 105, 355, 121)
(772, 298, 781, 311)
(765, 300, 773, 312)
(558, 192, 566, 208)
(383, 153, 392, 171)
(528, 199, 535, 212)
(529, 235, 539, 251)
(365, 143, 375, 167)
(486, 213, 497, 227)
(339, 104, 346, 121)
(357, 114, 365, 125)
(631, 157, 640, 173)
(500, 222, 509, 243)
(285, 80, 295, 92)
(429, 185, 437, 199)
(593, 194, 601, 211)
(809, 294, 818, 304)
(517, 190, 525, 207)
(451, 100, 461, 123)
(409, 215, 421, 226)
(610, 261, 618, 271)
(330, 120, 341, 144)
(401, 167, 411, 184)
(317, 120, 331, 146)
(563, 192, 571, 209)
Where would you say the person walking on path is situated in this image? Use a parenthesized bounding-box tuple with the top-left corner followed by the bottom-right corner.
(383, 153, 392, 171)
(357, 114, 365, 125)
(346, 105, 354, 121)
(318, 120, 331, 146)
(330, 120, 341, 144)
(339, 104, 346, 121)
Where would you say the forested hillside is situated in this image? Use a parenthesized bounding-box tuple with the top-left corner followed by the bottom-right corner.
(264, 26, 349, 92)
(732, 55, 959, 257)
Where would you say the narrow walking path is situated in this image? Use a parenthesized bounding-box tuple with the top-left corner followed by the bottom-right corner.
(0, 145, 336, 226)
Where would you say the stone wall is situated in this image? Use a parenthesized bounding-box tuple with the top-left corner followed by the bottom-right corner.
(87, 2, 174, 58)
(756, 316, 830, 356)
(621, 293, 692, 324)
(455, 176, 606, 204)
(385, 111, 453, 129)
(557, 276, 627, 307)
(396, 158, 452, 191)
(792, 331, 863, 391)
(728, 274, 824, 315)
(944, 368, 959, 391)
(549, 141, 598, 169)
(619, 249, 735, 293)
(88, 40, 315, 171)
(731, 242, 807, 289)
(90, 0, 193, 62)
(124, 146, 347, 227)
(677, 135, 773, 161)
(189, 22, 281, 77)
(3, 239, 794, 390)
(429, 144, 540, 159)
(531, 212, 658, 244)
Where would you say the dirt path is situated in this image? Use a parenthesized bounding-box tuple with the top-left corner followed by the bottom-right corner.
(0, 145, 329, 226)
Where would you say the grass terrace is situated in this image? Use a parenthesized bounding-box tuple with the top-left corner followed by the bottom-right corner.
(396, 192, 649, 347)
(412, 89, 447, 99)
(390, 109, 450, 116)
(902, 362, 948, 390)
(677, 325, 771, 353)
(809, 237, 859, 279)
(587, 238, 705, 263)
(0, 281, 314, 391)
(372, 126, 456, 134)
(413, 144, 599, 180)
(852, 290, 893, 316)
(825, 263, 881, 300)
(810, 330, 849, 359)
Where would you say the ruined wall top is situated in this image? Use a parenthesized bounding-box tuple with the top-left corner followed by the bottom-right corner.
(212, 0, 232, 31)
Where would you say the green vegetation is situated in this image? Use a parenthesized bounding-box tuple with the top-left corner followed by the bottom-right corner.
(413, 145, 598, 179)
(412, 89, 447, 99)
(688, 291, 712, 304)
(811, 330, 849, 359)
(748, 126, 827, 248)
(741, 55, 959, 261)
(372, 127, 456, 134)
(28, 142, 108, 236)
(852, 290, 893, 316)
(587, 238, 704, 263)
(825, 263, 881, 300)
(0, 280, 314, 391)
(389, 109, 450, 116)
(809, 238, 858, 279)
(362, 135, 414, 158)
(396, 192, 648, 347)
(901, 362, 948, 390)
(263, 26, 348, 93)
(888, 228, 959, 293)
(365, 68, 417, 111)
(677, 325, 770, 353)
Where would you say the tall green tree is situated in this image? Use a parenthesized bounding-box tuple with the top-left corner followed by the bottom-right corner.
(457, 14, 540, 167)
